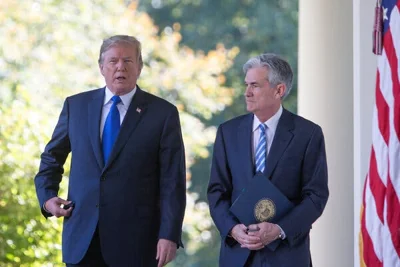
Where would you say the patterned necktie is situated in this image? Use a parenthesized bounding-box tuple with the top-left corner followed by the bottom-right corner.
(102, 95, 122, 163)
(255, 123, 267, 173)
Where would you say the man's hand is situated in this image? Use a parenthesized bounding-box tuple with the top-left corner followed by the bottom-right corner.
(156, 239, 177, 267)
(44, 197, 73, 218)
(247, 222, 280, 246)
(230, 224, 263, 250)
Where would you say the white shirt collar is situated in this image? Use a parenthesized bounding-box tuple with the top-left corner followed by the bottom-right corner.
(103, 86, 136, 107)
(252, 105, 283, 132)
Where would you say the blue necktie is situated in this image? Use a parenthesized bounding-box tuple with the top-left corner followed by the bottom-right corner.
(255, 124, 267, 173)
(102, 95, 121, 163)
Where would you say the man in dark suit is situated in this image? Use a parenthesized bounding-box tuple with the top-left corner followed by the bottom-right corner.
(207, 54, 329, 267)
(34, 35, 186, 267)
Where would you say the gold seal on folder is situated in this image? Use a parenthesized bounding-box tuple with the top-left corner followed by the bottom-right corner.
(254, 198, 276, 222)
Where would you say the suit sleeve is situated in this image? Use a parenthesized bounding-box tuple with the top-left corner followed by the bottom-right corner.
(158, 107, 186, 247)
(34, 99, 71, 217)
(277, 125, 329, 247)
(207, 125, 240, 244)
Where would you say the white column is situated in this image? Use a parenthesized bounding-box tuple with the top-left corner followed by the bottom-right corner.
(298, 1, 354, 266)
(353, 0, 377, 266)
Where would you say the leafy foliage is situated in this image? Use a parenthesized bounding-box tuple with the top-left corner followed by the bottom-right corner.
(0, 90, 65, 266)
(137, 0, 299, 114)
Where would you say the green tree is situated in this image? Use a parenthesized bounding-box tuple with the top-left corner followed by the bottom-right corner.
(0, 1, 237, 266)
(0, 91, 65, 266)
(137, 0, 298, 114)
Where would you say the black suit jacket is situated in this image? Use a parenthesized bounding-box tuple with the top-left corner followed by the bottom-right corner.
(207, 109, 329, 267)
(35, 87, 186, 266)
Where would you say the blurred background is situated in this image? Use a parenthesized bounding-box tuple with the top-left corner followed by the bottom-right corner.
(0, 0, 298, 266)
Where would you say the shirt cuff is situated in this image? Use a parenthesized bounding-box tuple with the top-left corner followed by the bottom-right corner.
(276, 224, 286, 240)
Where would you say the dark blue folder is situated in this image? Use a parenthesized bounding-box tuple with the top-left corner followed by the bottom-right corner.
(229, 172, 294, 250)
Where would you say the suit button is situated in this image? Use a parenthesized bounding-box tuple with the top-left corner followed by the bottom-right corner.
(100, 175, 105, 181)
(96, 204, 99, 208)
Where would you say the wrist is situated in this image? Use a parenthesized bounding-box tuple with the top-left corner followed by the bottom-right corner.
(43, 201, 50, 213)
(227, 231, 233, 238)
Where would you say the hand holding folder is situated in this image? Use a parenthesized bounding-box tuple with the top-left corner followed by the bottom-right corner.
(229, 172, 294, 250)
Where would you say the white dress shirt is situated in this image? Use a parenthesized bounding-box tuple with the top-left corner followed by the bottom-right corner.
(252, 105, 283, 163)
(100, 87, 136, 139)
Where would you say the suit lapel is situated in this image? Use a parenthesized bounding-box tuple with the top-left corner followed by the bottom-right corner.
(237, 114, 255, 181)
(264, 109, 294, 179)
(88, 88, 106, 169)
(103, 87, 147, 171)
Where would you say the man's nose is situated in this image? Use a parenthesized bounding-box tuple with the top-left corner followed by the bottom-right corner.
(244, 85, 252, 96)
(116, 60, 127, 70)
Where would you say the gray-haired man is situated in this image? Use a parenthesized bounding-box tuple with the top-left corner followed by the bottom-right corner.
(207, 54, 329, 267)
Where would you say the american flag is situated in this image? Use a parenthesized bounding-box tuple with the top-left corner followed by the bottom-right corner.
(360, 0, 400, 266)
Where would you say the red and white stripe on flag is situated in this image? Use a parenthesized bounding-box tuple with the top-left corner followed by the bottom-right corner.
(360, 0, 400, 266)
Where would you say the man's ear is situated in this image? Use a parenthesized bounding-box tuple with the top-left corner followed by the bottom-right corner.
(99, 64, 104, 76)
(276, 84, 286, 99)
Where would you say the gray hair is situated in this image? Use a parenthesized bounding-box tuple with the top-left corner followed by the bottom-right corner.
(243, 53, 293, 98)
(98, 35, 143, 70)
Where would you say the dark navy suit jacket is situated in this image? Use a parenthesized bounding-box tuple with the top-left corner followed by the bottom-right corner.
(35, 87, 186, 266)
(207, 109, 329, 267)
